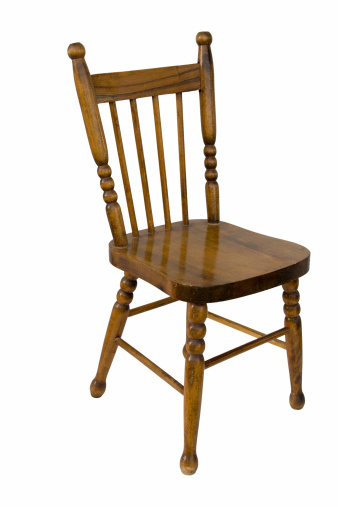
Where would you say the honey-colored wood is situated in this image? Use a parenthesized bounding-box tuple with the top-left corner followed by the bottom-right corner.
(130, 99, 155, 234)
(116, 337, 184, 394)
(67, 43, 127, 247)
(152, 96, 171, 229)
(129, 297, 176, 317)
(176, 93, 189, 225)
(205, 327, 288, 369)
(92, 64, 201, 103)
(68, 43, 108, 165)
(109, 220, 310, 303)
(109, 101, 139, 237)
(283, 280, 305, 409)
(207, 312, 287, 349)
(196, 32, 219, 223)
(68, 32, 310, 476)
(90, 273, 137, 397)
(180, 303, 207, 475)
(97, 164, 128, 247)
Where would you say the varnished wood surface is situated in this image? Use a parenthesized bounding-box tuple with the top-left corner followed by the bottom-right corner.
(68, 43, 108, 166)
(90, 273, 137, 398)
(283, 280, 305, 409)
(109, 101, 139, 237)
(92, 64, 201, 103)
(204, 327, 288, 369)
(68, 43, 128, 247)
(207, 312, 287, 349)
(68, 32, 310, 476)
(129, 297, 176, 316)
(152, 96, 171, 229)
(176, 93, 189, 225)
(116, 337, 184, 394)
(130, 99, 155, 234)
(180, 303, 206, 475)
(197, 32, 219, 223)
(109, 220, 310, 303)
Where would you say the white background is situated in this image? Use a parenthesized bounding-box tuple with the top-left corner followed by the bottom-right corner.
(1, 1, 337, 505)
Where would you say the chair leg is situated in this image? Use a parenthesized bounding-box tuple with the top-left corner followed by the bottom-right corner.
(282, 279, 305, 410)
(180, 303, 207, 475)
(90, 272, 137, 398)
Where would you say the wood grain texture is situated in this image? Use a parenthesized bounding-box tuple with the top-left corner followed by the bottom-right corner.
(68, 43, 127, 246)
(130, 99, 155, 234)
(97, 164, 128, 247)
(180, 303, 207, 475)
(207, 312, 287, 349)
(152, 96, 171, 229)
(129, 297, 176, 316)
(109, 220, 310, 303)
(283, 280, 305, 409)
(109, 102, 139, 237)
(204, 327, 288, 369)
(176, 93, 189, 225)
(116, 337, 183, 394)
(196, 32, 219, 223)
(90, 273, 137, 397)
(92, 64, 201, 103)
(68, 43, 108, 165)
(68, 32, 311, 476)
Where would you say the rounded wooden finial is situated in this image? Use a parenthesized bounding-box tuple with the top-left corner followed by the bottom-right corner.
(196, 32, 212, 45)
(67, 42, 86, 60)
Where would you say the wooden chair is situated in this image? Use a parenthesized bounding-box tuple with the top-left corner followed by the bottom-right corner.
(67, 32, 310, 475)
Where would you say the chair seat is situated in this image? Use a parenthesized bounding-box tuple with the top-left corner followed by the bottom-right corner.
(109, 219, 310, 303)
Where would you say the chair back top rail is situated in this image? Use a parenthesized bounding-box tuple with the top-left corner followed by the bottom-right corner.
(92, 64, 201, 103)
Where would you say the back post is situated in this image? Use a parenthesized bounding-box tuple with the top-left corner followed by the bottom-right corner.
(196, 32, 219, 223)
(67, 43, 128, 247)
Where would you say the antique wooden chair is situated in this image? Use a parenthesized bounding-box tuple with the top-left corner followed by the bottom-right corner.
(67, 32, 310, 475)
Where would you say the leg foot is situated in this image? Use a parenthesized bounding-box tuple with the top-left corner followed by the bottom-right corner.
(90, 273, 137, 397)
(283, 280, 305, 410)
(289, 392, 305, 410)
(90, 379, 106, 398)
(180, 453, 198, 475)
(180, 303, 207, 475)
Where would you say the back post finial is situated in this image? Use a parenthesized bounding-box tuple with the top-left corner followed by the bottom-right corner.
(196, 32, 212, 46)
(196, 31, 219, 223)
(67, 42, 86, 60)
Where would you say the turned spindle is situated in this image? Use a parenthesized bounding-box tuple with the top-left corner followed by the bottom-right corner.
(180, 303, 207, 475)
(283, 280, 305, 410)
(90, 273, 137, 397)
(68, 43, 127, 247)
(196, 32, 219, 223)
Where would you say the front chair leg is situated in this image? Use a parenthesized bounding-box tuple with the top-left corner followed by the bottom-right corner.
(180, 303, 207, 475)
(282, 279, 305, 410)
(90, 272, 137, 398)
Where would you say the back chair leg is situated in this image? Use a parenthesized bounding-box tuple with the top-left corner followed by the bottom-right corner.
(180, 303, 207, 475)
(282, 279, 305, 410)
(90, 272, 137, 398)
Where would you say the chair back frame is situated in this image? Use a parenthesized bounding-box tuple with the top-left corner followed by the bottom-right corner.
(67, 32, 218, 247)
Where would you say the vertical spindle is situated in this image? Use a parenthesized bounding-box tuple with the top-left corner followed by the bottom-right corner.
(152, 96, 171, 229)
(130, 99, 155, 234)
(176, 93, 189, 225)
(110, 101, 139, 237)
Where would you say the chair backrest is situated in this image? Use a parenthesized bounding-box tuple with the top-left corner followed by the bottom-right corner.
(67, 31, 219, 247)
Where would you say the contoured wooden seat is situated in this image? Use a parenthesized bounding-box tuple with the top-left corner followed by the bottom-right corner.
(110, 219, 309, 303)
(68, 31, 310, 475)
